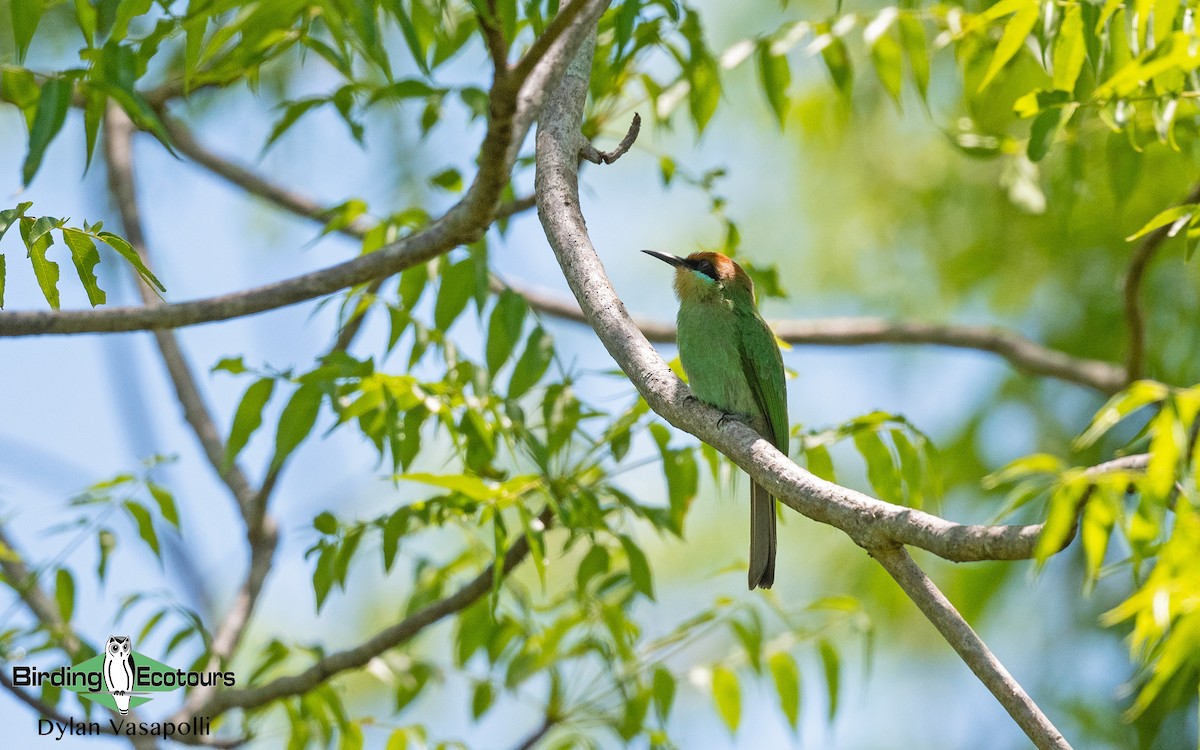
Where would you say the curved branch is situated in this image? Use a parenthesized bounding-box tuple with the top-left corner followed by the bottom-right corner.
(0, 0, 608, 339)
(870, 546, 1071, 749)
(182, 508, 552, 720)
(533, 25, 1077, 749)
(1123, 181, 1200, 382)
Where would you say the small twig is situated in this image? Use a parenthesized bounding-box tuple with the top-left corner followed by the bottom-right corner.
(512, 715, 557, 750)
(478, 0, 511, 73)
(580, 113, 641, 165)
(1123, 180, 1200, 382)
(869, 546, 1072, 750)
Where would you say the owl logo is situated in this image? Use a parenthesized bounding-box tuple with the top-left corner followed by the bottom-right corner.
(103, 635, 136, 715)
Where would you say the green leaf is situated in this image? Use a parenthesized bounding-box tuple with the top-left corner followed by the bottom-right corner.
(979, 1, 1039, 91)
(147, 481, 179, 528)
(391, 3, 430, 75)
(313, 511, 337, 535)
(507, 327, 554, 400)
(853, 430, 903, 504)
(471, 681, 493, 720)
(0, 68, 39, 128)
(434, 258, 474, 330)
(899, 15, 929, 101)
(264, 98, 325, 152)
(0, 202, 32, 242)
(212, 356, 246, 375)
(805, 443, 836, 481)
(398, 473, 498, 501)
(96, 231, 165, 292)
(55, 568, 75, 623)
(618, 534, 654, 600)
(368, 79, 439, 105)
(1034, 478, 1088, 563)
(381, 510, 407, 571)
(1126, 204, 1198, 242)
(61, 228, 106, 306)
(1052, 6, 1086, 93)
(486, 290, 527, 373)
(652, 666, 676, 721)
(820, 36, 854, 97)
(21, 216, 62, 309)
(429, 167, 462, 192)
(756, 41, 790, 126)
(23, 76, 72, 186)
(124, 500, 160, 557)
(312, 543, 336, 611)
(1074, 380, 1169, 448)
(96, 529, 115, 581)
(769, 652, 801, 730)
(224, 378, 275, 469)
(688, 56, 720, 133)
(270, 383, 323, 470)
(576, 544, 609, 591)
(74, 0, 97, 46)
(711, 666, 740, 732)
(1027, 106, 1065, 162)
(865, 9, 903, 105)
(12, 0, 45, 61)
(819, 639, 840, 721)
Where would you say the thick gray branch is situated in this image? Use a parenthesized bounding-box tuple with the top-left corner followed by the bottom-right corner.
(870, 546, 1072, 750)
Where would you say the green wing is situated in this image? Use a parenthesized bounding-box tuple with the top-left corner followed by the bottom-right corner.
(735, 312, 789, 449)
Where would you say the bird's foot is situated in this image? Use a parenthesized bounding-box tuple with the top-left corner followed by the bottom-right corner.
(718, 412, 752, 429)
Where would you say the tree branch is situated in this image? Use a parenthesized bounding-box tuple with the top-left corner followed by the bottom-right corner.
(104, 106, 281, 723)
(869, 545, 1071, 750)
(532, 25, 1081, 748)
(181, 508, 552, 720)
(0, 0, 609, 339)
(579, 113, 641, 165)
(511, 715, 557, 750)
(498, 280, 1126, 394)
(162, 106, 1123, 402)
(1123, 181, 1200, 382)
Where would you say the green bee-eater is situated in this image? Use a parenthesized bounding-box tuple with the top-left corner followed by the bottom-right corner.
(644, 250, 788, 590)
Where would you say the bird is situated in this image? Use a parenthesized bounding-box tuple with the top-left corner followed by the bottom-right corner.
(643, 250, 789, 590)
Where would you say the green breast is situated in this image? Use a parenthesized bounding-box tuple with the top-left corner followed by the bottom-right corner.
(676, 300, 761, 419)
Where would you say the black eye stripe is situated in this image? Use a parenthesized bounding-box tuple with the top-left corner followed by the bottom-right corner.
(692, 259, 718, 280)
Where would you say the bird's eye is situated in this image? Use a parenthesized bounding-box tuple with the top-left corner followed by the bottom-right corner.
(695, 260, 717, 280)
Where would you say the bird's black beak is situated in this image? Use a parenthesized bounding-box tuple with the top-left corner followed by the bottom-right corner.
(642, 250, 688, 268)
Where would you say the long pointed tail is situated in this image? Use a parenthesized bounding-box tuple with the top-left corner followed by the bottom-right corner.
(749, 480, 777, 589)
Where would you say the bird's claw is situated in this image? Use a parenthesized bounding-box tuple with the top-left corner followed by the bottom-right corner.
(718, 413, 751, 429)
